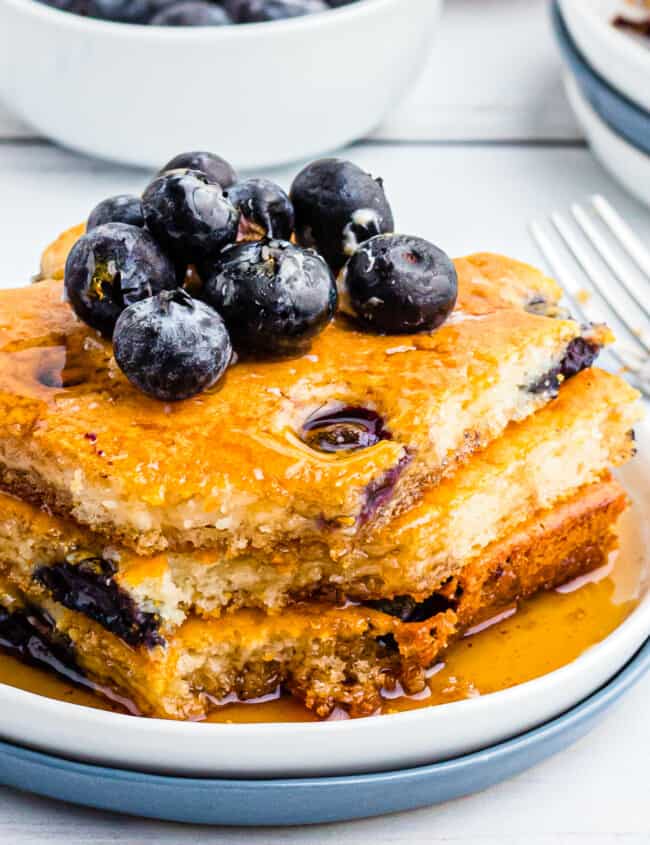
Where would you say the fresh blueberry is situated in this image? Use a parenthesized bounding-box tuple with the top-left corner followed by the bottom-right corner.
(87, 194, 145, 230)
(290, 158, 394, 274)
(64, 223, 177, 338)
(142, 169, 240, 267)
(158, 151, 237, 189)
(113, 288, 232, 401)
(86, 0, 174, 21)
(226, 178, 294, 241)
(339, 234, 458, 334)
(203, 239, 336, 356)
(150, 1, 232, 25)
(36, 0, 93, 13)
(224, 0, 327, 22)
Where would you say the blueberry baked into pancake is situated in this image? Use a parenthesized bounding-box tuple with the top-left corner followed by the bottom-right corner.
(0, 152, 642, 719)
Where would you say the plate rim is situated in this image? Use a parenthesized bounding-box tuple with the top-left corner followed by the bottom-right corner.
(1, 636, 649, 787)
(558, 0, 650, 71)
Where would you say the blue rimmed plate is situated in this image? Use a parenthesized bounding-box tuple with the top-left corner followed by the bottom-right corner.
(552, 1, 650, 156)
(1, 638, 649, 826)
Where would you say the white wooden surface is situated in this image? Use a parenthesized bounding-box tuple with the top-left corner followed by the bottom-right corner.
(0, 0, 649, 841)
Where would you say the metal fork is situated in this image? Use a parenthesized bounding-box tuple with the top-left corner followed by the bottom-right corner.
(530, 194, 650, 398)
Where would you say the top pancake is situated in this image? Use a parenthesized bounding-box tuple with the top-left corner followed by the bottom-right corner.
(0, 231, 607, 553)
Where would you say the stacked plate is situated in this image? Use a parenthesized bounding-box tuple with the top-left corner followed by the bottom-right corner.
(554, 1, 650, 206)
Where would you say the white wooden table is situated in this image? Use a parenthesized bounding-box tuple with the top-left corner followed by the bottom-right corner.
(0, 1, 649, 841)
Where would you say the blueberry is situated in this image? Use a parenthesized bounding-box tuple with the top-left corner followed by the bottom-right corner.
(64, 223, 177, 338)
(158, 151, 237, 189)
(142, 169, 240, 267)
(87, 194, 145, 230)
(302, 407, 389, 453)
(203, 239, 336, 356)
(113, 288, 232, 401)
(86, 0, 174, 21)
(36, 0, 92, 13)
(290, 158, 394, 274)
(226, 178, 294, 241)
(150, 1, 232, 24)
(36, 559, 163, 648)
(224, 0, 327, 22)
(339, 234, 458, 334)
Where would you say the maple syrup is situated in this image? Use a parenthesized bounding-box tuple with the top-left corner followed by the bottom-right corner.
(0, 502, 646, 724)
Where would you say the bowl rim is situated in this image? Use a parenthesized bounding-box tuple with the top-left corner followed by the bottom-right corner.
(554, 1, 650, 125)
(558, 0, 650, 72)
(1, 0, 403, 37)
(1, 532, 648, 740)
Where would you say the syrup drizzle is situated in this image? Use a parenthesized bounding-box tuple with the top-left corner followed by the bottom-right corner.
(0, 503, 646, 724)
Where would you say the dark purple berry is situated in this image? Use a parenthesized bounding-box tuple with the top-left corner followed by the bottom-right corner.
(302, 407, 389, 452)
(158, 151, 237, 189)
(225, 0, 326, 22)
(142, 169, 240, 266)
(290, 158, 394, 274)
(87, 194, 145, 230)
(339, 234, 457, 334)
(64, 223, 177, 338)
(113, 288, 232, 401)
(226, 178, 294, 241)
(150, 1, 232, 24)
(87, 0, 174, 21)
(203, 239, 336, 357)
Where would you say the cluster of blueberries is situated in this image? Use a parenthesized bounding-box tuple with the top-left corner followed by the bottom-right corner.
(64, 151, 458, 401)
(40, 0, 353, 26)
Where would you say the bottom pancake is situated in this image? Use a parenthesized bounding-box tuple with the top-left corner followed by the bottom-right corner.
(0, 479, 627, 719)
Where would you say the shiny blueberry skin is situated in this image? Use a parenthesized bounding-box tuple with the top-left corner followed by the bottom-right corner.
(290, 158, 394, 274)
(142, 169, 240, 267)
(225, 0, 326, 21)
(37, 0, 93, 13)
(87, 194, 145, 230)
(158, 151, 237, 189)
(203, 239, 336, 356)
(64, 223, 177, 338)
(226, 178, 294, 241)
(150, 1, 232, 24)
(87, 0, 173, 21)
(113, 288, 232, 401)
(340, 234, 458, 334)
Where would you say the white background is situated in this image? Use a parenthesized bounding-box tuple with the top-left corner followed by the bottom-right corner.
(0, 0, 649, 842)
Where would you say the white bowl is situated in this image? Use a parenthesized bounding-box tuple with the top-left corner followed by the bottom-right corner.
(559, 0, 650, 114)
(0, 0, 441, 169)
(0, 410, 648, 779)
(564, 72, 650, 208)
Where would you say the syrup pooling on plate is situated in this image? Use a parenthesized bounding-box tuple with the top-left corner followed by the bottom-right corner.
(0, 500, 645, 723)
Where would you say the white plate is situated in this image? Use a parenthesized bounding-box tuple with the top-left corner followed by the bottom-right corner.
(0, 0, 441, 170)
(564, 73, 650, 208)
(0, 411, 648, 778)
(559, 0, 650, 113)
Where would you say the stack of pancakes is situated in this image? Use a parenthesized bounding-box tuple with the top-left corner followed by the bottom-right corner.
(0, 232, 641, 719)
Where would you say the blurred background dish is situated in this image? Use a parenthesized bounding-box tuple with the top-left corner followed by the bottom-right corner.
(0, 0, 441, 169)
(559, 0, 650, 114)
(563, 73, 650, 208)
(552, 1, 650, 205)
(552, 1, 650, 156)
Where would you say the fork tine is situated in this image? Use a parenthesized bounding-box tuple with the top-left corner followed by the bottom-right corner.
(550, 211, 650, 353)
(571, 201, 650, 321)
(592, 194, 650, 278)
(530, 219, 613, 326)
(530, 219, 650, 398)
